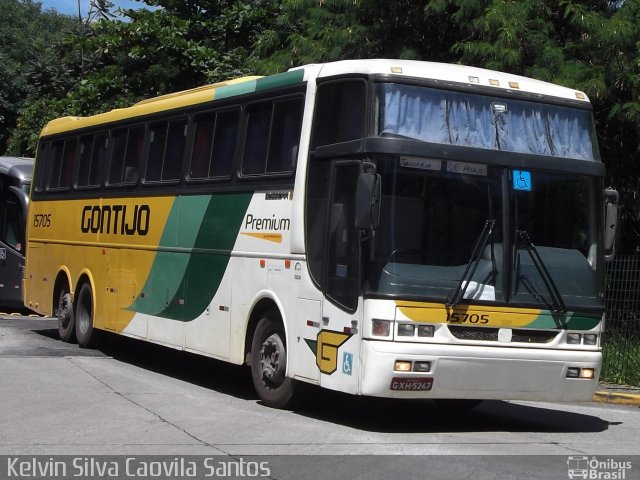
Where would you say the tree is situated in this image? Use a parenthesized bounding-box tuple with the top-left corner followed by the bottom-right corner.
(255, 0, 640, 252)
(441, 0, 640, 252)
(8, 0, 277, 155)
(252, 0, 462, 73)
(0, 0, 77, 154)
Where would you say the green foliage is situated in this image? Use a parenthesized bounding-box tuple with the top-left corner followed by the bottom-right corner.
(4, 0, 640, 251)
(601, 330, 640, 387)
(0, 0, 77, 154)
(7, 0, 276, 155)
(252, 0, 463, 73)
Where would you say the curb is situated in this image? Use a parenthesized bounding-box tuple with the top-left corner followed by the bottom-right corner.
(593, 391, 640, 406)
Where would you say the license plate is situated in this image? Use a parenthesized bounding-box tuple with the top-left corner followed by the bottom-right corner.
(390, 377, 433, 391)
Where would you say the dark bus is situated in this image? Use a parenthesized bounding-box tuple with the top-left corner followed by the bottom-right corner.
(0, 156, 33, 310)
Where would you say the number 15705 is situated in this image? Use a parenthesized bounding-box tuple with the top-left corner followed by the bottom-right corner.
(446, 312, 490, 324)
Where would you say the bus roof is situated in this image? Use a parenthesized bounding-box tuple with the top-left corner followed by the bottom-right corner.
(304, 59, 591, 104)
(41, 59, 590, 138)
(0, 156, 34, 182)
(40, 71, 303, 137)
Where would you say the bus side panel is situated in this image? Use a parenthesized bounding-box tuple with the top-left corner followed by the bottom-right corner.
(229, 256, 268, 365)
(184, 263, 233, 359)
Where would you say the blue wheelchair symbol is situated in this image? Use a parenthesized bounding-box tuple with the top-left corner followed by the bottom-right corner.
(513, 170, 532, 191)
(342, 352, 353, 375)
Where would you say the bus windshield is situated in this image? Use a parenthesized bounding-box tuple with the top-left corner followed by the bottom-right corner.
(377, 83, 600, 161)
(366, 156, 602, 311)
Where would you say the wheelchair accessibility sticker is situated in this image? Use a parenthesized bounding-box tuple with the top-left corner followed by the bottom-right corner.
(513, 170, 532, 191)
(342, 352, 353, 375)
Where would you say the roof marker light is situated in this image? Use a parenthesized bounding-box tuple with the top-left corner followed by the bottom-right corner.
(469, 76, 480, 83)
(489, 79, 500, 86)
(391, 67, 403, 74)
(509, 81, 519, 89)
(575, 92, 586, 100)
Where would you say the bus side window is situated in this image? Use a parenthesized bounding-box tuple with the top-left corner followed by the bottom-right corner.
(241, 96, 303, 177)
(190, 109, 239, 181)
(312, 80, 366, 148)
(109, 127, 144, 185)
(146, 119, 186, 183)
(190, 114, 214, 179)
(242, 103, 271, 176)
(34, 142, 49, 193)
(109, 129, 127, 185)
(123, 127, 145, 184)
(47, 139, 77, 190)
(77, 133, 107, 188)
(147, 122, 168, 182)
(267, 98, 304, 173)
(163, 119, 187, 181)
(210, 110, 239, 177)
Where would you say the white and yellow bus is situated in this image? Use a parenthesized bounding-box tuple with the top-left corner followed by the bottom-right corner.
(26, 60, 611, 408)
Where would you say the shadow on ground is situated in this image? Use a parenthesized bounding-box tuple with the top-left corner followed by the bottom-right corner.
(25, 318, 615, 435)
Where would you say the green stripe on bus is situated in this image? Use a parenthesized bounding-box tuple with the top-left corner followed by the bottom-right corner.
(214, 70, 305, 100)
(527, 312, 601, 330)
(255, 70, 305, 92)
(158, 192, 252, 320)
(215, 80, 259, 100)
(127, 195, 211, 315)
(130, 193, 253, 321)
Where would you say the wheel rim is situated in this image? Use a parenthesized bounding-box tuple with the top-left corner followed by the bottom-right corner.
(259, 333, 286, 388)
(57, 292, 72, 328)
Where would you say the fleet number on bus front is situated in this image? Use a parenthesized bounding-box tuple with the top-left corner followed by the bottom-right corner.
(446, 312, 490, 324)
(33, 214, 51, 228)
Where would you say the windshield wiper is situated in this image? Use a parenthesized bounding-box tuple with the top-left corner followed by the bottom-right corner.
(515, 230, 566, 313)
(447, 219, 496, 308)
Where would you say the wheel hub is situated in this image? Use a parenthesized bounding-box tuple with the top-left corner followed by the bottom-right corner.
(57, 293, 72, 327)
(260, 333, 286, 385)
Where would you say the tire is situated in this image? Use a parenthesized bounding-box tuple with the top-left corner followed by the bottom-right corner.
(250, 315, 297, 409)
(56, 285, 75, 343)
(75, 282, 97, 348)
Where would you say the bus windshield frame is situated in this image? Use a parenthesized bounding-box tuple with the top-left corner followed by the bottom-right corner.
(364, 157, 604, 312)
(357, 80, 606, 312)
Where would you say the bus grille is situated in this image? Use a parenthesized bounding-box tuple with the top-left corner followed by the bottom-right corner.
(448, 326, 558, 344)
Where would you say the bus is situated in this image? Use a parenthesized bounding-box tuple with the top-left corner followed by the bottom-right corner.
(0, 156, 33, 310)
(25, 60, 611, 408)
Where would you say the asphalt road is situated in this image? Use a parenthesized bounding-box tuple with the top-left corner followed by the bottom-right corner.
(1, 315, 638, 480)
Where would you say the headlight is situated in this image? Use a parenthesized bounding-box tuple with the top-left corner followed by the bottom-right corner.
(418, 325, 435, 337)
(372, 319, 391, 337)
(567, 333, 582, 344)
(397, 324, 415, 337)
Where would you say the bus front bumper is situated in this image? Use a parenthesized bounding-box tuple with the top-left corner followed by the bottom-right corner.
(360, 340, 601, 402)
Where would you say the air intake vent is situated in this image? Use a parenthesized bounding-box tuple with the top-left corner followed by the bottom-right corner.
(448, 326, 558, 344)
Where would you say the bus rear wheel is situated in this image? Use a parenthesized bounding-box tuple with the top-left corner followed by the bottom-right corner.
(75, 282, 97, 348)
(250, 316, 296, 409)
(56, 287, 75, 343)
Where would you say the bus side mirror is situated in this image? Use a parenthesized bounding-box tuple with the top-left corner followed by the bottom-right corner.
(604, 188, 619, 261)
(355, 172, 381, 230)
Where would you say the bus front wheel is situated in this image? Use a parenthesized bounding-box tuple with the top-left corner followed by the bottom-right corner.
(250, 316, 296, 409)
(56, 287, 75, 343)
(75, 283, 97, 348)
